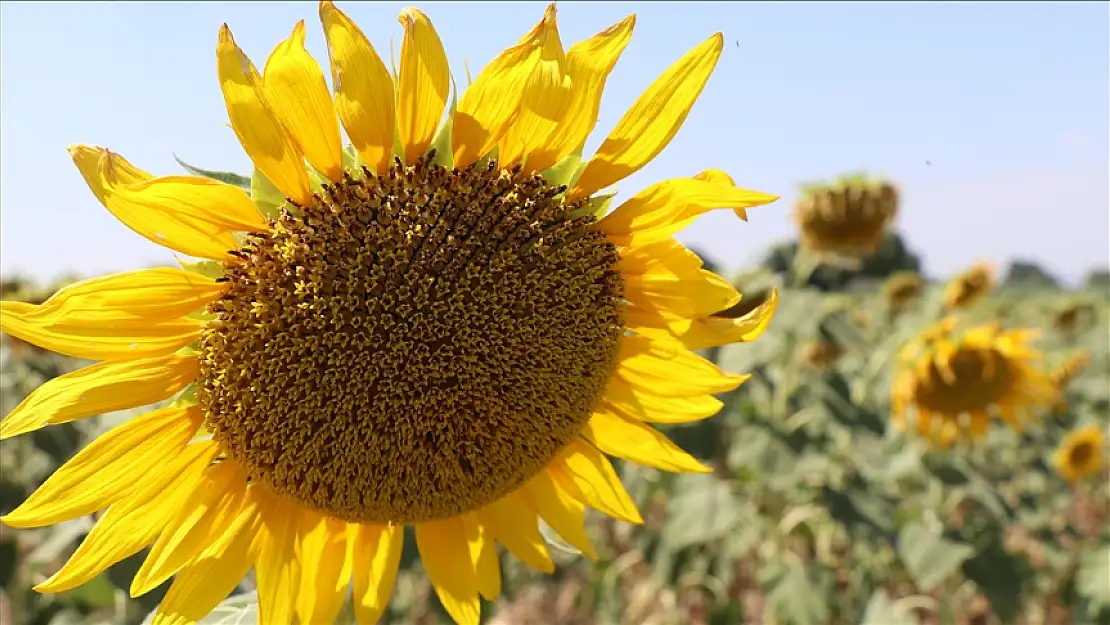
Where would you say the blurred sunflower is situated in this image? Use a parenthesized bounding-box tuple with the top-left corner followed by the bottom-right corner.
(793, 174, 898, 257)
(1052, 301, 1095, 334)
(892, 318, 1055, 447)
(801, 339, 843, 370)
(1049, 350, 1091, 415)
(0, 4, 780, 624)
(943, 261, 994, 310)
(882, 271, 924, 314)
(1053, 424, 1106, 483)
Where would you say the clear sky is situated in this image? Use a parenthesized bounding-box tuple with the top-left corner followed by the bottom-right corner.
(1, 2, 1107, 285)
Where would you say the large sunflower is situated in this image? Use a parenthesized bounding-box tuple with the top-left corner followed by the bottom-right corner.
(891, 318, 1055, 447)
(0, 4, 779, 624)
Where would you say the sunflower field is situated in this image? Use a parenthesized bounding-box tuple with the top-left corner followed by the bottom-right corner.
(2, 205, 1107, 625)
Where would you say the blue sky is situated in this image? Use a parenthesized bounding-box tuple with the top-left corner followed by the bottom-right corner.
(1, 2, 1106, 284)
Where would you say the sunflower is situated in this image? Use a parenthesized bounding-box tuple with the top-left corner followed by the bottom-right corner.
(801, 339, 843, 370)
(891, 318, 1055, 447)
(1052, 301, 1095, 334)
(1049, 350, 1091, 415)
(1054, 424, 1106, 483)
(943, 261, 995, 310)
(0, 4, 779, 624)
(793, 173, 898, 257)
(882, 271, 924, 314)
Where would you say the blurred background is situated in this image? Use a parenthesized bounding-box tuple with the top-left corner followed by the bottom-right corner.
(0, 2, 1107, 625)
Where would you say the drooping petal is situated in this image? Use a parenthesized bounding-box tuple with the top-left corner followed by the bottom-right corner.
(129, 461, 249, 597)
(584, 407, 711, 473)
(523, 470, 597, 559)
(476, 491, 554, 573)
(294, 515, 354, 625)
(148, 505, 261, 625)
(217, 24, 313, 206)
(461, 513, 501, 600)
(108, 176, 268, 234)
(1, 406, 202, 528)
(352, 522, 404, 625)
(693, 168, 749, 220)
(416, 518, 480, 625)
(623, 264, 741, 318)
(615, 334, 748, 397)
(452, 16, 546, 168)
(599, 177, 778, 247)
(497, 4, 572, 171)
(69, 145, 240, 261)
(0, 353, 197, 439)
(263, 20, 344, 182)
(551, 439, 642, 524)
(571, 33, 724, 199)
(540, 14, 635, 167)
(255, 495, 304, 625)
(319, 1, 396, 175)
(396, 8, 450, 164)
(602, 376, 724, 424)
(33, 440, 221, 593)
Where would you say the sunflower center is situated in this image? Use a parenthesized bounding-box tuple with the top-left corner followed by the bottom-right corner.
(1068, 441, 1095, 468)
(917, 347, 1014, 414)
(197, 155, 624, 524)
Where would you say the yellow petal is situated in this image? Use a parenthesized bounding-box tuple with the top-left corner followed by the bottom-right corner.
(149, 507, 260, 625)
(319, 1, 396, 175)
(396, 8, 450, 164)
(693, 168, 749, 220)
(461, 514, 501, 600)
(540, 15, 635, 167)
(624, 289, 779, 351)
(497, 5, 572, 171)
(0, 353, 197, 439)
(552, 439, 642, 524)
(624, 267, 740, 318)
(352, 522, 404, 625)
(585, 407, 711, 473)
(110, 175, 267, 234)
(523, 470, 597, 559)
(416, 518, 480, 625)
(1, 406, 202, 528)
(476, 491, 554, 573)
(70, 145, 240, 261)
(571, 33, 723, 199)
(217, 24, 313, 206)
(602, 376, 723, 424)
(294, 515, 353, 625)
(0, 272, 211, 361)
(255, 496, 304, 625)
(615, 334, 747, 397)
(262, 20, 343, 182)
(33, 440, 221, 593)
(599, 177, 779, 247)
(130, 462, 249, 597)
(23, 267, 224, 323)
(452, 18, 545, 168)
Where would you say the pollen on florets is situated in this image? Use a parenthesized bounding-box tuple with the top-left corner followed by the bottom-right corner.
(197, 154, 624, 524)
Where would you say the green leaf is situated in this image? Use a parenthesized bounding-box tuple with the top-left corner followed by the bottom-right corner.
(142, 591, 258, 625)
(542, 146, 585, 190)
(860, 591, 916, 625)
(428, 77, 458, 169)
(1078, 545, 1110, 610)
(250, 168, 285, 220)
(179, 259, 225, 280)
(896, 522, 974, 592)
(765, 562, 831, 625)
(174, 155, 251, 189)
(961, 535, 1028, 623)
(573, 191, 616, 220)
(660, 475, 741, 550)
(922, 455, 970, 486)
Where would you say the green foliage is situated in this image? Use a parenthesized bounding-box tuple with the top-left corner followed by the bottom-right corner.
(761, 232, 923, 292)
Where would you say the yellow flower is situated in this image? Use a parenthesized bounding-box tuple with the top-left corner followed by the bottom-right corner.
(943, 261, 995, 310)
(892, 318, 1055, 447)
(1054, 424, 1106, 483)
(0, 4, 779, 625)
(1049, 350, 1091, 415)
(793, 174, 898, 257)
(883, 271, 924, 313)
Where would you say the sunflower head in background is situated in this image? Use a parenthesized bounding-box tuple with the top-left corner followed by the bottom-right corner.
(793, 173, 899, 257)
(943, 261, 995, 310)
(882, 271, 925, 314)
(801, 339, 844, 371)
(0, 4, 780, 624)
(891, 317, 1055, 447)
(1054, 424, 1106, 483)
(1049, 350, 1092, 415)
